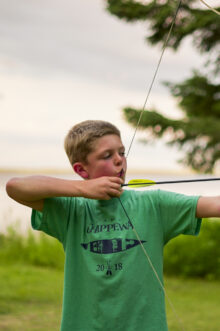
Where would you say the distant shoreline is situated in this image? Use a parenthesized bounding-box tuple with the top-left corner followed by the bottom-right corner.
(0, 167, 74, 175)
(0, 167, 209, 176)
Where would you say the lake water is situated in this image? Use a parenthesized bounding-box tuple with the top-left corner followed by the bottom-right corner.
(1, 171, 220, 234)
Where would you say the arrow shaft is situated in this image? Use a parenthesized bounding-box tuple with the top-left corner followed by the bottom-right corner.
(122, 178, 220, 187)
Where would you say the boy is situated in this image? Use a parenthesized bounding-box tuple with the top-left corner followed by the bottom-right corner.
(6, 120, 220, 330)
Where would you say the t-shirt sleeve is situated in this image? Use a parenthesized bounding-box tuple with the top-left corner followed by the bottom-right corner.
(157, 190, 202, 244)
(31, 197, 72, 244)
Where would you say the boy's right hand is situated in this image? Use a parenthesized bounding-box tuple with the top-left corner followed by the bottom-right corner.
(80, 177, 123, 200)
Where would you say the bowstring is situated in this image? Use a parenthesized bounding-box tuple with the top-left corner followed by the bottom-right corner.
(120, 0, 185, 330)
(199, 0, 220, 15)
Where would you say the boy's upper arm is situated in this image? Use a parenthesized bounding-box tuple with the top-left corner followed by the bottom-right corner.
(31, 197, 71, 243)
(196, 196, 220, 218)
(156, 190, 201, 242)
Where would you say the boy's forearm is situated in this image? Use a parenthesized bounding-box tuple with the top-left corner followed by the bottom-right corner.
(6, 176, 85, 202)
(6, 175, 123, 212)
(196, 196, 220, 218)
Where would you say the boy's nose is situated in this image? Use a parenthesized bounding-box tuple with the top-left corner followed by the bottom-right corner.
(114, 153, 123, 165)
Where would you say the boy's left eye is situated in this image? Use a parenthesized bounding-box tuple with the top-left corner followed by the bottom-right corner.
(102, 150, 125, 159)
(103, 154, 111, 159)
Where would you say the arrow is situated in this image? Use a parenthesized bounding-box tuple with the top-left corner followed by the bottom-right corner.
(122, 178, 220, 188)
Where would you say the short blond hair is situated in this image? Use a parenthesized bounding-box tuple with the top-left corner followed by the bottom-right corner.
(64, 120, 121, 165)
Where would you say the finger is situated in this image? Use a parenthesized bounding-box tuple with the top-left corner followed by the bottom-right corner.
(109, 188, 123, 197)
(109, 177, 123, 185)
(110, 182, 122, 190)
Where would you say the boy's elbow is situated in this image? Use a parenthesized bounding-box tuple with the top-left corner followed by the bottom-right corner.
(6, 177, 20, 199)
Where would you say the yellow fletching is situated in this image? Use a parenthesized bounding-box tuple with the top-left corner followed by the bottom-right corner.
(127, 179, 156, 188)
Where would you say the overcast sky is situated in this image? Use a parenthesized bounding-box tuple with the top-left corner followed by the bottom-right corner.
(0, 0, 209, 173)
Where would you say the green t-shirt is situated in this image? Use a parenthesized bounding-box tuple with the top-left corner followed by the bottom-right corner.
(31, 189, 201, 331)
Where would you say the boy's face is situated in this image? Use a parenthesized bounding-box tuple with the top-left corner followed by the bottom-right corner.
(75, 134, 127, 182)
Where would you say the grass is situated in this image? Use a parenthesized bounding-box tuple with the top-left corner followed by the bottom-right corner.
(165, 277, 220, 331)
(0, 264, 63, 331)
(0, 264, 219, 330)
(0, 229, 65, 270)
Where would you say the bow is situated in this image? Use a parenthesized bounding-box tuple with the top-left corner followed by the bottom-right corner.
(116, 1, 220, 330)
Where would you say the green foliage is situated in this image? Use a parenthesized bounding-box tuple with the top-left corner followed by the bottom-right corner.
(106, 0, 151, 22)
(106, 0, 220, 59)
(105, 0, 220, 172)
(124, 72, 220, 173)
(0, 227, 64, 270)
(164, 220, 220, 279)
(167, 74, 220, 115)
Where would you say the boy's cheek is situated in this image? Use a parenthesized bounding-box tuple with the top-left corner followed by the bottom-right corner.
(94, 167, 113, 178)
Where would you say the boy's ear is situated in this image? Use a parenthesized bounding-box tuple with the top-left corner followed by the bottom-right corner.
(73, 162, 89, 179)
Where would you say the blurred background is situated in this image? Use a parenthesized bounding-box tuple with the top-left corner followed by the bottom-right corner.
(1, 0, 220, 230)
(0, 2, 219, 329)
(0, 0, 207, 172)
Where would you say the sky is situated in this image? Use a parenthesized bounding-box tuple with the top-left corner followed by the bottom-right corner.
(0, 0, 209, 173)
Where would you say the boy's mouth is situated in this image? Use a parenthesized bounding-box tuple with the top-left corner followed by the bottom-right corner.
(118, 169, 124, 178)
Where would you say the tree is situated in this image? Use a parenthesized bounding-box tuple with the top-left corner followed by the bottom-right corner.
(105, 0, 220, 173)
